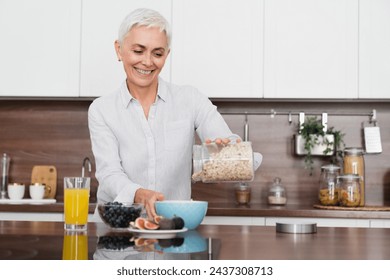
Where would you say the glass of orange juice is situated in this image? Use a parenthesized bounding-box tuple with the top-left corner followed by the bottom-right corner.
(62, 231, 88, 260)
(64, 177, 90, 231)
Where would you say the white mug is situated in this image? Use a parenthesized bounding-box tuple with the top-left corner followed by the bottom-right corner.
(8, 183, 25, 200)
(29, 183, 46, 200)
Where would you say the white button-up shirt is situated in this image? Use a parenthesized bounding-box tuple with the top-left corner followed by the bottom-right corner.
(88, 78, 239, 204)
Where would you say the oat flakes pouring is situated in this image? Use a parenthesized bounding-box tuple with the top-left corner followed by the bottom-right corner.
(192, 141, 262, 183)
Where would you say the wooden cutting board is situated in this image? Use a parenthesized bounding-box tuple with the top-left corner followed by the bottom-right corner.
(31, 165, 57, 199)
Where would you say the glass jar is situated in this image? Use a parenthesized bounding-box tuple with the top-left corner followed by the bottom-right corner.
(343, 147, 365, 206)
(318, 164, 341, 206)
(268, 177, 287, 205)
(235, 183, 251, 205)
(192, 142, 254, 183)
(337, 174, 361, 207)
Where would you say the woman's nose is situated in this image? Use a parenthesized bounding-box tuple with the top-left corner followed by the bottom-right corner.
(142, 54, 153, 66)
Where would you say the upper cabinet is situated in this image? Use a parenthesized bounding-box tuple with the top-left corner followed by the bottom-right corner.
(79, 0, 172, 97)
(0, 0, 81, 97)
(171, 0, 263, 98)
(263, 0, 358, 99)
(359, 0, 390, 99)
(1, 0, 389, 99)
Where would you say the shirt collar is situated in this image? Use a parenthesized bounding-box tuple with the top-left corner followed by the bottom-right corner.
(120, 78, 168, 108)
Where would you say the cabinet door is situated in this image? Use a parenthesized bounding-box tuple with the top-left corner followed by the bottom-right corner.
(264, 0, 358, 99)
(359, 0, 390, 99)
(0, 0, 81, 97)
(171, 0, 263, 98)
(80, 0, 172, 97)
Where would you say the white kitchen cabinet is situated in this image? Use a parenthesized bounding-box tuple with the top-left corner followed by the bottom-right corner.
(359, 0, 390, 99)
(204, 216, 372, 228)
(264, 0, 358, 99)
(79, 0, 172, 97)
(202, 216, 266, 226)
(171, 0, 263, 98)
(0, 0, 81, 97)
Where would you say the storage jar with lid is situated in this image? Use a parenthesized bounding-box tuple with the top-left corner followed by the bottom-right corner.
(192, 142, 254, 183)
(235, 183, 251, 205)
(343, 147, 365, 206)
(337, 174, 361, 207)
(268, 177, 287, 205)
(318, 164, 341, 206)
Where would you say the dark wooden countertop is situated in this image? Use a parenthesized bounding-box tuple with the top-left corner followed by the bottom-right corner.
(1, 202, 390, 219)
(1, 220, 390, 260)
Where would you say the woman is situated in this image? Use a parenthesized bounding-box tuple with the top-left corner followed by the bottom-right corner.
(88, 8, 240, 220)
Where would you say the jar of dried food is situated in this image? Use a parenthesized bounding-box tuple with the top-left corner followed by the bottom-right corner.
(192, 142, 254, 183)
(343, 147, 365, 206)
(235, 183, 251, 205)
(337, 174, 361, 207)
(318, 164, 341, 206)
(268, 177, 287, 205)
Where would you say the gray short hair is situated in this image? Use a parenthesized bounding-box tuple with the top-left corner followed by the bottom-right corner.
(118, 8, 171, 48)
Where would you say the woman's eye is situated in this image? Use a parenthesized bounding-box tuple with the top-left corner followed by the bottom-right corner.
(154, 52, 163, 57)
(133, 50, 143, 54)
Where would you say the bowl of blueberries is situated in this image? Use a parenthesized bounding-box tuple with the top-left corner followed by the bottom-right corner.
(97, 202, 144, 229)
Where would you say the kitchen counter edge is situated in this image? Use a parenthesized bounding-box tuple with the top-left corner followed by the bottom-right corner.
(1, 202, 390, 219)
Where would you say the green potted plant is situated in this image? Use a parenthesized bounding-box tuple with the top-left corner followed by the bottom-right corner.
(295, 116, 345, 175)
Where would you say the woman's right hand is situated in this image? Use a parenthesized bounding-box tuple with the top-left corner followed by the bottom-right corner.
(134, 188, 165, 220)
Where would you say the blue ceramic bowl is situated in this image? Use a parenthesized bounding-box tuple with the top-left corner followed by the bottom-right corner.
(155, 200, 208, 230)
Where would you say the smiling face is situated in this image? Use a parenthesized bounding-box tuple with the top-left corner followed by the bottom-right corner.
(115, 25, 170, 92)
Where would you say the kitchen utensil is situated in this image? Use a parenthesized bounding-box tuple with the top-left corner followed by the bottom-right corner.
(1, 153, 10, 199)
(364, 124, 382, 153)
(31, 165, 57, 199)
(276, 223, 317, 234)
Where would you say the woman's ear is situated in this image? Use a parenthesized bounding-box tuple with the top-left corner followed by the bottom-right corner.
(114, 40, 122, 61)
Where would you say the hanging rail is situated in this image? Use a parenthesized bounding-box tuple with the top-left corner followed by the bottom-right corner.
(220, 109, 377, 124)
(220, 109, 377, 123)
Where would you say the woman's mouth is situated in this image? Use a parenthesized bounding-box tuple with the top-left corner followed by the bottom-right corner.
(135, 68, 153, 75)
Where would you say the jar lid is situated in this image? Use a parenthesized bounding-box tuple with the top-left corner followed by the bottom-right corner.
(321, 164, 341, 172)
(344, 147, 365, 155)
(337, 174, 361, 181)
(270, 177, 285, 192)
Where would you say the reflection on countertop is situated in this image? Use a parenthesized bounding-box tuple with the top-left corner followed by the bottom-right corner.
(2, 220, 390, 260)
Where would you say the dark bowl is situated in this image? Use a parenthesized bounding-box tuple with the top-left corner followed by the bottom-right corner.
(97, 202, 143, 229)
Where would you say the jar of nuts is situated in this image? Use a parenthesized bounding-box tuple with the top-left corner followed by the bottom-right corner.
(318, 164, 341, 206)
(192, 142, 254, 183)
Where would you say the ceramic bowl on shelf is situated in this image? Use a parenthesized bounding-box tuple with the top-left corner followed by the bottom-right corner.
(155, 200, 208, 230)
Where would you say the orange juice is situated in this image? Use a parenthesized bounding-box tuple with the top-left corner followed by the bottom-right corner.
(64, 188, 90, 225)
(62, 232, 88, 260)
